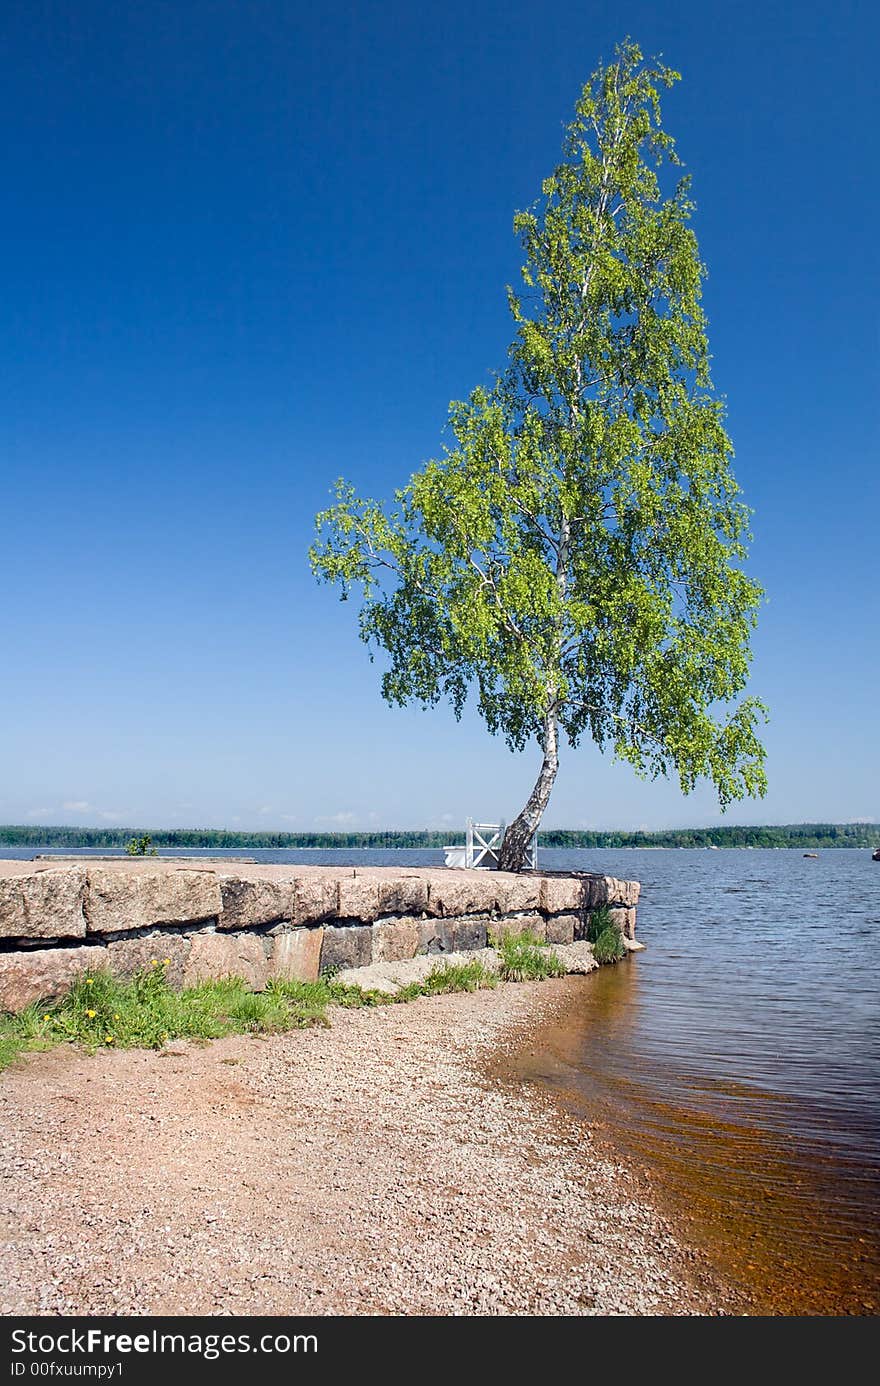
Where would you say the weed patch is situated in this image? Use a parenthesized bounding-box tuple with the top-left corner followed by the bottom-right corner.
(585, 908, 626, 963)
(493, 929, 566, 982)
(0, 965, 333, 1072)
(421, 959, 497, 993)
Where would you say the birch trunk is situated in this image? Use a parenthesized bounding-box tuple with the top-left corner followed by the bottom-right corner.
(497, 705, 560, 872)
(497, 513, 570, 873)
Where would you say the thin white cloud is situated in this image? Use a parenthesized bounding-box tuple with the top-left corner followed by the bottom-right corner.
(315, 811, 358, 826)
(62, 800, 90, 812)
(24, 807, 53, 820)
(98, 809, 133, 822)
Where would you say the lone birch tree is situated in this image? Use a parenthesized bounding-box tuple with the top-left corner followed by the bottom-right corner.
(310, 41, 767, 871)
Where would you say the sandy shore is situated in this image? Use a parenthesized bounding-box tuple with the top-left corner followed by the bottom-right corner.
(0, 979, 728, 1316)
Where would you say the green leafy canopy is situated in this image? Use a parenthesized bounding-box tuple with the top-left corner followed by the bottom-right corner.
(310, 40, 768, 811)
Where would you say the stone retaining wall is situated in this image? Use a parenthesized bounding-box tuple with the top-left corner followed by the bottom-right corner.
(0, 862, 640, 1012)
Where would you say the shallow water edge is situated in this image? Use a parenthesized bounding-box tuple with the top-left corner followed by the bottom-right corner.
(493, 967, 879, 1316)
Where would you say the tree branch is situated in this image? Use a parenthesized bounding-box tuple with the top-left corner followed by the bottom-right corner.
(464, 552, 528, 644)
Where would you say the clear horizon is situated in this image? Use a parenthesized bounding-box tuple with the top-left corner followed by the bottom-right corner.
(2, 1, 878, 832)
(1, 815, 877, 836)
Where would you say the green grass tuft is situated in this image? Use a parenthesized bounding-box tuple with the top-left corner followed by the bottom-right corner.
(493, 929, 566, 982)
(392, 981, 428, 1003)
(591, 924, 626, 964)
(585, 907, 614, 944)
(328, 979, 391, 1008)
(0, 1034, 25, 1070)
(585, 907, 626, 963)
(265, 977, 334, 1024)
(421, 959, 497, 993)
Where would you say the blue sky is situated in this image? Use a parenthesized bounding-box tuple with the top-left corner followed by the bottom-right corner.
(1, 0, 877, 833)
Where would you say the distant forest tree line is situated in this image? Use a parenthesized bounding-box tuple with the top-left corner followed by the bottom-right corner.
(0, 823, 877, 850)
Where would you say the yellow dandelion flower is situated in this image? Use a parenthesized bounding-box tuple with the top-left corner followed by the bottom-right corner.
(150, 959, 158, 966)
(86, 1010, 96, 1019)
(43, 1014, 50, 1022)
(105, 1035, 114, 1044)
(163, 958, 171, 966)
(85, 978, 94, 986)
(114, 1013, 120, 1020)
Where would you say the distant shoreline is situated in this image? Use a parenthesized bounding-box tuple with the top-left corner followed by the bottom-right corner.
(0, 823, 878, 851)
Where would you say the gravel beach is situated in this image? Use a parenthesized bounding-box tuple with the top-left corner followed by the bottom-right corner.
(0, 978, 730, 1316)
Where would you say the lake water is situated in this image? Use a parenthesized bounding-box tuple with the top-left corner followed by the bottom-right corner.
(511, 847, 879, 1314)
(4, 843, 878, 1312)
